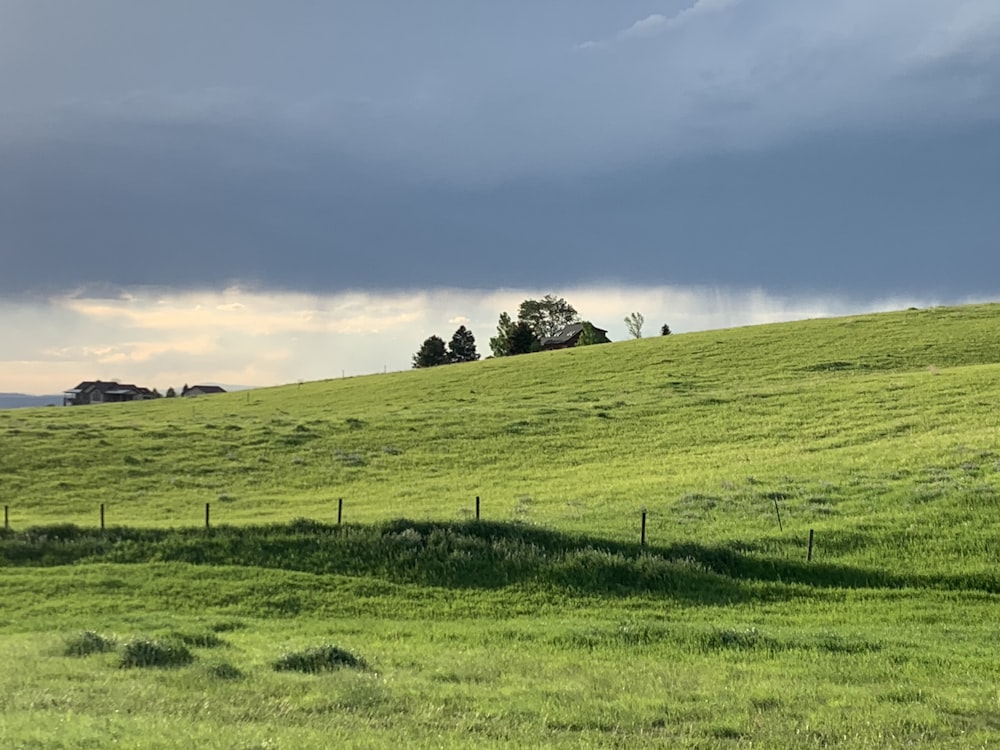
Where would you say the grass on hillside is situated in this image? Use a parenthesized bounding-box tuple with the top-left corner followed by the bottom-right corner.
(1, 303, 999, 747)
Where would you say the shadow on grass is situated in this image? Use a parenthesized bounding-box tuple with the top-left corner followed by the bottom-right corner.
(0, 520, 995, 603)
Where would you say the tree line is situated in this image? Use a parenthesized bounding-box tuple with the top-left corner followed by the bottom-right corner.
(413, 295, 671, 369)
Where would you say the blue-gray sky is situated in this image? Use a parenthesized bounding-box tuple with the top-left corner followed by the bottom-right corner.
(1, 1, 999, 392)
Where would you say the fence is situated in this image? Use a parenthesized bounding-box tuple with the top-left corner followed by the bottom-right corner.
(1, 500, 820, 561)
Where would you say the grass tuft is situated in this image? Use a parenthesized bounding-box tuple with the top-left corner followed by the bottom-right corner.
(272, 644, 366, 673)
(171, 631, 227, 648)
(64, 630, 116, 657)
(119, 637, 194, 669)
(700, 627, 780, 652)
(209, 620, 246, 633)
(206, 662, 244, 680)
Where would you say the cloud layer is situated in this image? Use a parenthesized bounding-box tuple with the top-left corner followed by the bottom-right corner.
(2, 284, 980, 395)
(0, 2, 998, 348)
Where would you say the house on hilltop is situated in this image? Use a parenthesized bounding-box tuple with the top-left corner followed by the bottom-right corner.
(539, 323, 611, 350)
(63, 380, 157, 406)
(181, 384, 227, 397)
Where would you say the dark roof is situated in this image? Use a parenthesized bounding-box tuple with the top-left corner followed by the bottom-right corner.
(64, 381, 157, 400)
(183, 384, 227, 395)
(540, 322, 608, 347)
(65, 380, 141, 394)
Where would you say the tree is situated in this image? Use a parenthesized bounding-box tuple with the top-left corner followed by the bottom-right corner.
(489, 312, 516, 358)
(165, 387, 177, 398)
(412, 335, 449, 368)
(625, 312, 644, 339)
(575, 321, 610, 347)
(448, 325, 479, 363)
(507, 321, 539, 355)
(517, 295, 579, 339)
(660, 324, 672, 336)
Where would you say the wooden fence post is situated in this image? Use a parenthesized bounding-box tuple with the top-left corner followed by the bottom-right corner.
(205, 503, 211, 529)
(100, 503, 105, 531)
(641, 510, 647, 546)
(3, 505, 8, 531)
(337, 498, 343, 525)
(773, 497, 783, 531)
(807, 529, 814, 562)
(475, 496, 480, 520)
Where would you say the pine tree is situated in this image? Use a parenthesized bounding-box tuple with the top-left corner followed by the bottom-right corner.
(412, 335, 449, 368)
(448, 326, 479, 363)
(508, 321, 538, 355)
(489, 312, 516, 357)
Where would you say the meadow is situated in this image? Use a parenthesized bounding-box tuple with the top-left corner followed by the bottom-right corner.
(1, 303, 999, 748)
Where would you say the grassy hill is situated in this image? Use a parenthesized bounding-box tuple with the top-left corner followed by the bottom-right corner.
(2, 302, 999, 748)
(3, 303, 999, 566)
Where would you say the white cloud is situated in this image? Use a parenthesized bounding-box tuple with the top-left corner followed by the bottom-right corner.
(0, 284, 988, 395)
(578, 0, 743, 50)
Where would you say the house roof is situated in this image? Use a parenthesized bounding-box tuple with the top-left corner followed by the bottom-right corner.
(65, 380, 151, 397)
(66, 380, 138, 393)
(183, 384, 227, 395)
(540, 322, 608, 347)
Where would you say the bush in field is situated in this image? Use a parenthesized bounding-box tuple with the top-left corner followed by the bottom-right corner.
(273, 644, 365, 673)
(64, 630, 116, 657)
(119, 637, 194, 668)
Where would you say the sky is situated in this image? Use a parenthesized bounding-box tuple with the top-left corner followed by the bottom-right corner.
(1, 1, 999, 394)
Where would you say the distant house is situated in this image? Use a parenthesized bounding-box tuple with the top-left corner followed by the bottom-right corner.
(181, 385, 227, 397)
(539, 323, 611, 351)
(63, 380, 157, 406)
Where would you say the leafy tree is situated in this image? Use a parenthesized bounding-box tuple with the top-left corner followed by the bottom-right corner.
(413, 335, 449, 368)
(165, 387, 177, 398)
(660, 324, 672, 336)
(489, 312, 516, 358)
(517, 295, 579, 339)
(624, 312, 644, 339)
(448, 325, 479, 363)
(507, 321, 539, 355)
(576, 321, 610, 347)
(150, 388, 162, 398)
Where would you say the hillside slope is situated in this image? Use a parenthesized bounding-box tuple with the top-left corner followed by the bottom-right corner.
(1, 303, 998, 575)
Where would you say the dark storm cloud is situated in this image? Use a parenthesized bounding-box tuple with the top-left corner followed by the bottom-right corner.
(1, 1, 999, 297)
(3, 119, 999, 297)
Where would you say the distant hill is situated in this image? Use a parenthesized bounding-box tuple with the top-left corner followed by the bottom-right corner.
(0, 393, 63, 409)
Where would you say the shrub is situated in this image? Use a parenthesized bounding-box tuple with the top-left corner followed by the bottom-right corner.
(119, 637, 194, 668)
(272, 644, 365, 673)
(64, 630, 116, 657)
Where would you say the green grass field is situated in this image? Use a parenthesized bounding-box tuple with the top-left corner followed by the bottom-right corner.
(2, 303, 999, 748)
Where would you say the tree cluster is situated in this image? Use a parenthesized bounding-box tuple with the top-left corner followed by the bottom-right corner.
(490, 294, 581, 357)
(413, 326, 480, 369)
